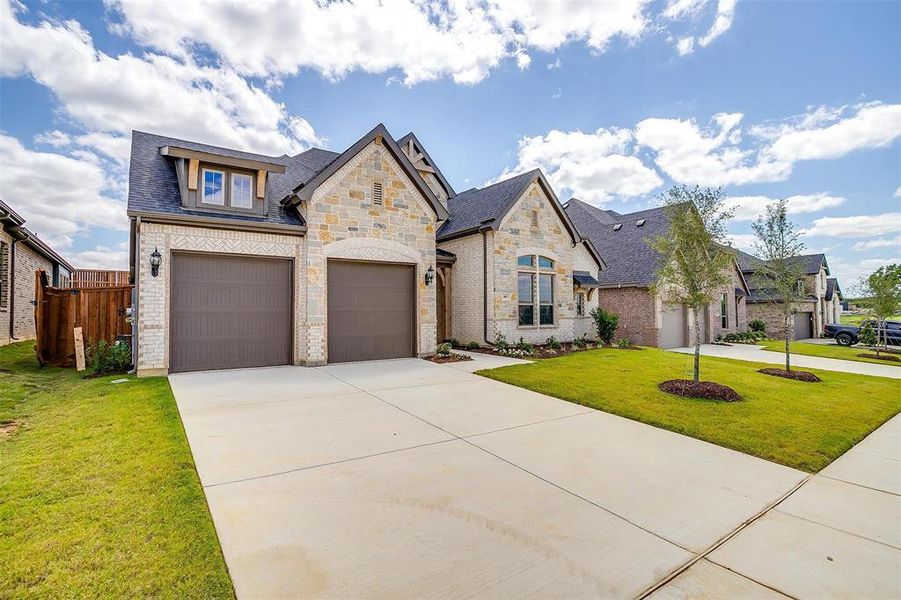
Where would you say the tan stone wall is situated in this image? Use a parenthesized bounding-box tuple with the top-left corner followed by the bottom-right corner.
(492, 182, 578, 345)
(305, 140, 438, 364)
(747, 300, 816, 340)
(597, 287, 658, 346)
(573, 243, 600, 339)
(136, 222, 305, 374)
(438, 234, 486, 346)
(711, 266, 746, 339)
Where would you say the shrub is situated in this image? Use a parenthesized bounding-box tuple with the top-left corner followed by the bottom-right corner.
(466, 341, 481, 350)
(493, 330, 509, 350)
(749, 319, 767, 333)
(615, 338, 632, 349)
(87, 339, 131, 376)
(447, 338, 460, 349)
(436, 342, 452, 356)
(859, 322, 877, 346)
(545, 336, 561, 350)
(590, 308, 619, 345)
(573, 334, 589, 349)
(515, 337, 535, 355)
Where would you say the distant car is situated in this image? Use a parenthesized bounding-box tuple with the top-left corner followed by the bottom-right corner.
(824, 320, 901, 346)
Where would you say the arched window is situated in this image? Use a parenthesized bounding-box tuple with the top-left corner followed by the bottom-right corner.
(517, 255, 555, 327)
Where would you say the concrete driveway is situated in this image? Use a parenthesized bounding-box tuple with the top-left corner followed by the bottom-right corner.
(670, 343, 901, 379)
(169, 356, 896, 599)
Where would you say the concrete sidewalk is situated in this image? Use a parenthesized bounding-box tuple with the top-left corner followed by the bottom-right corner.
(670, 343, 901, 379)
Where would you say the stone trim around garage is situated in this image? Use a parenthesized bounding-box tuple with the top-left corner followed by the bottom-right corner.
(136, 221, 306, 376)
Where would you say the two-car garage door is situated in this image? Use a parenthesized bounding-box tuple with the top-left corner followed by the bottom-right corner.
(170, 254, 293, 373)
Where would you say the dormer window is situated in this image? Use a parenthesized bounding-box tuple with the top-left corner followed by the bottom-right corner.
(200, 166, 255, 210)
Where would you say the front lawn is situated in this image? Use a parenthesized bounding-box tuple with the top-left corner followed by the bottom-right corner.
(759, 339, 901, 367)
(0, 342, 233, 598)
(478, 347, 901, 472)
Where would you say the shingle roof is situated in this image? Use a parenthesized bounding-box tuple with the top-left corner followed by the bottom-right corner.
(565, 199, 673, 287)
(564, 198, 619, 225)
(573, 271, 601, 288)
(436, 170, 537, 239)
(737, 250, 827, 276)
(735, 249, 764, 272)
(826, 277, 842, 301)
(128, 131, 339, 228)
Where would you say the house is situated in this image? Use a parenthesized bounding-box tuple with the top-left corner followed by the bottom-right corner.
(126, 124, 604, 375)
(565, 199, 750, 348)
(736, 251, 839, 339)
(1, 199, 74, 346)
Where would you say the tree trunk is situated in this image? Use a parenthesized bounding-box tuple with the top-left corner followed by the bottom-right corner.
(784, 313, 791, 372)
(693, 307, 701, 383)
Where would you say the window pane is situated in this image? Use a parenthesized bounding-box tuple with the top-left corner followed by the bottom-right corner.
(539, 304, 554, 325)
(575, 293, 584, 316)
(517, 255, 534, 267)
(518, 305, 534, 326)
(518, 273, 533, 303)
(231, 173, 253, 208)
(538, 256, 554, 269)
(202, 170, 224, 205)
(539, 273, 553, 303)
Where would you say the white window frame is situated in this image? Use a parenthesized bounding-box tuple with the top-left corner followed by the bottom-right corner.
(201, 168, 226, 206)
(230, 172, 254, 209)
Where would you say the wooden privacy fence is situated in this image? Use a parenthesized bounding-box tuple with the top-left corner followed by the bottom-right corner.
(69, 269, 131, 288)
(34, 270, 133, 367)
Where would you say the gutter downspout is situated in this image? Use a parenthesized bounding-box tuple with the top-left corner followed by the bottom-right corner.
(128, 216, 140, 375)
(9, 230, 30, 341)
(483, 230, 489, 344)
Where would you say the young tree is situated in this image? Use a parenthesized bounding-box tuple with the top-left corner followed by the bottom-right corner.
(751, 200, 806, 371)
(649, 186, 735, 382)
(860, 264, 901, 355)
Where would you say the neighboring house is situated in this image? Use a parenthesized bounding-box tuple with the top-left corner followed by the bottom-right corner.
(565, 199, 749, 348)
(126, 124, 603, 375)
(736, 251, 839, 339)
(1, 199, 74, 346)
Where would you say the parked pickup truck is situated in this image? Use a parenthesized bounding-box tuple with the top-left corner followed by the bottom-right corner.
(824, 320, 901, 346)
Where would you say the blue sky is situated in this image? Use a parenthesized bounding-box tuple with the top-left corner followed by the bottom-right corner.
(0, 0, 898, 288)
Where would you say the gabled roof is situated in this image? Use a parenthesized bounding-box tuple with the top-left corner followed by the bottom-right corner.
(0, 198, 74, 271)
(826, 277, 842, 301)
(397, 132, 456, 199)
(565, 199, 673, 288)
(737, 250, 828, 276)
(437, 169, 585, 250)
(283, 123, 448, 221)
(128, 131, 308, 230)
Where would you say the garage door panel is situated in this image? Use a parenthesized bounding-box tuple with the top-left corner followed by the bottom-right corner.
(328, 261, 414, 363)
(660, 303, 687, 349)
(170, 254, 292, 373)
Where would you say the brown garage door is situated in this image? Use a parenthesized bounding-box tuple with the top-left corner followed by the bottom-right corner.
(793, 312, 813, 340)
(327, 260, 414, 363)
(170, 253, 292, 373)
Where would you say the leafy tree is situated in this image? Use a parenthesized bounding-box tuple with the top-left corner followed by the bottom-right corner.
(590, 307, 618, 345)
(751, 200, 807, 371)
(859, 264, 901, 355)
(649, 186, 735, 382)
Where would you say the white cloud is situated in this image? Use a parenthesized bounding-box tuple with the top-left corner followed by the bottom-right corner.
(546, 57, 562, 70)
(68, 244, 129, 270)
(894, 186, 900, 198)
(724, 193, 846, 221)
(666, 0, 736, 54)
(676, 37, 695, 56)
(829, 256, 901, 286)
(853, 236, 901, 251)
(494, 128, 663, 204)
(663, 0, 709, 20)
(759, 102, 901, 163)
(0, 134, 127, 249)
(726, 233, 757, 251)
(802, 212, 901, 238)
(697, 0, 736, 47)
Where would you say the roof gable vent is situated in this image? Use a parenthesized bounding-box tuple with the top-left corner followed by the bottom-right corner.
(636, 219, 646, 227)
(612, 223, 622, 231)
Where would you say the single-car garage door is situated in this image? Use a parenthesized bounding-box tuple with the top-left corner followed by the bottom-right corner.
(660, 303, 687, 348)
(328, 260, 414, 363)
(170, 254, 293, 373)
(793, 312, 813, 340)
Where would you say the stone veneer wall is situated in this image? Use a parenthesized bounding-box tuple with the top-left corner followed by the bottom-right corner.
(573, 242, 600, 339)
(437, 234, 486, 346)
(136, 222, 305, 375)
(597, 287, 658, 346)
(492, 182, 577, 345)
(303, 140, 438, 365)
(0, 228, 52, 345)
(747, 300, 816, 340)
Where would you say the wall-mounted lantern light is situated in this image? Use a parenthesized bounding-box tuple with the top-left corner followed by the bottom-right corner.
(150, 247, 162, 277)
(424, 265, 435, 287)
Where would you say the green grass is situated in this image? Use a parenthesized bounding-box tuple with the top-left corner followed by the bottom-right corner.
(0, 342, 233, 598)
(478, 347, 901, 473)
(759, 339, 901, 367)
(841, 313, 901, 325)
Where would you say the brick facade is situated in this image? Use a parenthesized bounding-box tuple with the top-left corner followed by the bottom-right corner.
(437, 234, 486, 345)
(0, 228, 53, 345)
(597, 287, 659, 346)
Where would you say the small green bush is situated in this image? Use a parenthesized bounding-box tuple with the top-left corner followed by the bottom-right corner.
(573, 334, 589, 349)
(447, 338, 460, 348)
(590, 308, 619, 345)
(87, 339, 131, 376)
(615, 338, 632, 349)
(749, 319, 767, 333)
(515, 337, 535, 355)
(545, 336, 561, 350)
(493, 331, 509, 350)
(466, 341, 481, 350)
(859, 322, 877, 346)
(436, 342, 452, 356)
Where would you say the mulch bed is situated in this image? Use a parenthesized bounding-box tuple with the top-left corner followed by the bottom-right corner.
(857, 353, 901, 362)
(658, 379, 741, 402)
(757, 368, 822, 382)
(460, 342, 601, 359)
(424, 353, 473, 364)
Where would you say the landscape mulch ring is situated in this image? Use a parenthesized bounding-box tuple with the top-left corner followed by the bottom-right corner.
(424, 353, 473, 364)
(460, 343, 602, 359)
(658, 379, 741, 402)
(758, 368, 822, 383)
(858, 353, 901, 363)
